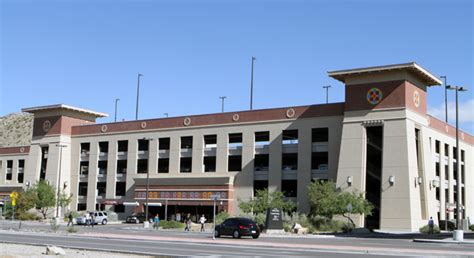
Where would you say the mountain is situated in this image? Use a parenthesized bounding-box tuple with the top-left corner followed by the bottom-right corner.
(0, 112, 33, 147)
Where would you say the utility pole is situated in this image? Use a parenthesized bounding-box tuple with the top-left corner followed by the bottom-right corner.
(163, 113, 169, 118)
(55, 144, 67, 218)
(323, 85, 331, 104)
(114, 98, 120, 122)
(440, 76, 448, 123)
(219, 96, 227, 113)
(135, 74, 143, 120)
(250, 57, 256, 110)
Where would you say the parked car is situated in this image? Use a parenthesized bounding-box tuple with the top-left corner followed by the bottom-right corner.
(75, 211, 108, 225)
(214, 217, 260, 239)
(126, 213, 147, 223)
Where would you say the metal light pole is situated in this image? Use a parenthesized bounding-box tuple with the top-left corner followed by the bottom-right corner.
(212, 194, 220, 240)
(323, 85, 331, 104)
(55, 144, 67, 218)
(250, 57, 256, 110)
(447, 84, 467, 238)
(135, 74, 143, 120)
(114, 98, 120, 122)
(219, 96, 227, 113)
(441, 76, 448, 123)
(164, 113, 169, 118)
(143, 137, 153, 223)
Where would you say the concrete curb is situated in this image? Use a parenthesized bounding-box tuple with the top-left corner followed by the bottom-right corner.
(413, 238, 474, 245)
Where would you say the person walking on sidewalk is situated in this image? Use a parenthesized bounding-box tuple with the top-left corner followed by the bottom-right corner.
(67, 213, 73, 227)
(199, 214, 206, 232)
(90, 213, 95, 228)
(428, 217, 434, 234)
(153, 214, 160, 230)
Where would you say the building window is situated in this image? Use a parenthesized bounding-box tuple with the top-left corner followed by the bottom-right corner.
(312, 152, 328, 170)
(253, 180, 268, 196)
(159, 138, 170, 150)
(204, 156, 216, 172)
(6, 160, 13, 181)
(80, 161, 89, 175)
(97, 182, 106, 196)
(254, 154, 269, 171)
(18, 159, 25, 183)
(204, 135, 217, 149)
(158, 158, 169, 173)
(282, 180, 297, 197)
(255, 131, 270, 146)
(98, 160, 108, 175)
(444, 144, 449, 157)
(228, 155, 242, 171)
(453, 147, 458, 160)
(40, 146, 48, 180)
(81, 143, 90, 155)
(118, 140, 128, 152)
(116, 182, 126, 196)
(282, 130, 298, 145)
(99, 141, 109, 154)
(229, 133, 243, 148)
(117, 160, 127, 174)
(282, 153, 297, 170)
(78, 182, 88, 196)
(77, 203, 86, 211)
(138, 139, 150, 151)
(435, 140, 440, 154)
(435, 162, 440, 177)
(312, 128, 329, 142)
(180, 157, 192, 173)
(137, 159, 148, 174)
(114, 204, 125, 213)
(181, 136, 193, 149)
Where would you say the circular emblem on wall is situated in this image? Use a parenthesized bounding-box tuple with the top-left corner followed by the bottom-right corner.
(232, 114, 240, 122)
(367, 88, 383, 105)
(20, 147, 25, 153)
(183, 117, 191, 126)
(140, 122, 147, 129)
(101, 125, 108, 133)
(42, 120, 51, 132)
(445, 125, 449, 133)
(413, 90, 421, 108)
(286, 108, 295, 118)
(462, 132, 465, 140)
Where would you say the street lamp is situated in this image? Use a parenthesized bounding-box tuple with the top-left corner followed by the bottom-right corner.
(250, 57, 256, 110)
(55, 144, 67, 218)
(114, 98, 120, 122)
(142, 137, 154, 224)
(446, 84, 467, 240)
(219, 96, 227, 113)
(323, 85, 331, 104)
(440, 76, 448, 123)
(211, 194, 221, 240)
(135, 73, 143, 120)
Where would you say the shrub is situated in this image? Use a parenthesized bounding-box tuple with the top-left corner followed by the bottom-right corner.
(160, 220, 185, 229)
(50, 220, 60, 232)
(469, 224, 474, 231)
(419, 224, 440, 234)
(215, 212, 230, 225)
(17, 211, 41, 221)
(439, 220, 455, 231)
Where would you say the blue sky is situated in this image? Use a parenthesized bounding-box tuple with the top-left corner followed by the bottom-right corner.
(1, 0, 473, 133)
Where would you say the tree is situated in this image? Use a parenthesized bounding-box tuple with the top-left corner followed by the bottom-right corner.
(58, 190, 73, 214)
(307, 181, 373, 228)
(239, 189, 296, 215)
(17, 187, 38, 213)
(35, 180, 57, 219)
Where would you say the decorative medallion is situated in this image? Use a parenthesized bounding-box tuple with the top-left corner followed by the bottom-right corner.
(183, 117, 191, 126)
(286, 108, 295, 118)
(367, 88, 383, 105)
(232, 114, 240, 122)
(427, 116, 431, 125)
(445, 125, 449, 133)
(42, 120, 51, 132)
(101, 125, 108, 133)
(413, 90, 420, 108)
(20, 147, 25, 153)
(141, 122, 147, 129)
(462, 132, 465, 140)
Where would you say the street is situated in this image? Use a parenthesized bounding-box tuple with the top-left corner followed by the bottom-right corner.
(1, 221, 474, 257)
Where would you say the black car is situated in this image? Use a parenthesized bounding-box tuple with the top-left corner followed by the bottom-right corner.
(214, 217, 260, 239)
(126, 213, 146, 223)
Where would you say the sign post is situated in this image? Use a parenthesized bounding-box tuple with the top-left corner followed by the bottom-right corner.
(265, 207, 283, 233)
(10, 192, 18, 221)
(211, 194, 221, 240)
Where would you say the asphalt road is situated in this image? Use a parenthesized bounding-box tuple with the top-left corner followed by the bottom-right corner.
(1, 221, 474, 257)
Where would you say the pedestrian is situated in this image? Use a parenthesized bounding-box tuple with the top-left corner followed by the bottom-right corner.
(153, 214, 160, 230)
(67, 212, 73, 227)
(199, 214, 206, 232)
(184, 214, 190, 232)
(90, 212, 95, 228)
(428, 216, 434, 234)
(83, 213, 89, 227)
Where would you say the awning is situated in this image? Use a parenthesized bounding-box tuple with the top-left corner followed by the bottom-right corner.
(0, 201, 4, 205)
(102, 200, 118, 205)
(145, 203, 162, 207)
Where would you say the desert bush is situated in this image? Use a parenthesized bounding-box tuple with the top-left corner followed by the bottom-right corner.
(50, 220, 60, 232)
(419, 224, 440, 234)
(215, 212, 230, 225)
(160, 220, 185, 229)
(469, 224, 474, 231)
(66, 226, 79, 233)
(17, 211, 41, 221)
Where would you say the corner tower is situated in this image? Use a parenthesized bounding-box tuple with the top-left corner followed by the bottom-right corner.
(329, 63, 441, 231)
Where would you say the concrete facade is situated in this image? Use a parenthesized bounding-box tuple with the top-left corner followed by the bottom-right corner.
(1, 63, 472, 231)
